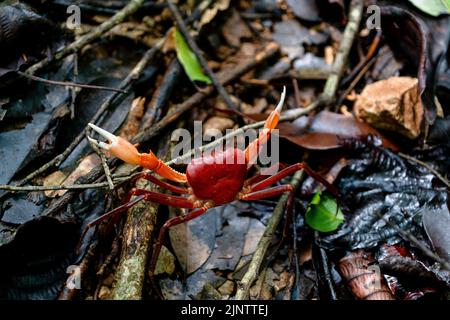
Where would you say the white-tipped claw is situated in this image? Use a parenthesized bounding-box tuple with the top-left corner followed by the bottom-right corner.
(87, 123, 118, 151)
(274, 86, 286, 113)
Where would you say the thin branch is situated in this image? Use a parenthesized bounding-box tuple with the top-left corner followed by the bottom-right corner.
(235, 170, 305, 300)
(25, 0, 146, 75)
(17, 71, 127, 93)
(399, 152, 450, 189)
(321, 0, 364, 104)
(0, 182, 122, 192)
(87, 135, 115, 190)
(166, 0, 239, 110)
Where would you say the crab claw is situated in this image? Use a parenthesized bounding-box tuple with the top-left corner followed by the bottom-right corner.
(88, 123, 141, 166)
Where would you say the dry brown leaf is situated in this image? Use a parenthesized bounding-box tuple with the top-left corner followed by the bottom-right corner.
(354, 77, 424, 139)
(54, 154, 101, 197)
(203, 116, 235, 137)
(273, 271, 291, 292)
(43, 170, 67, 197)
(277, 111, 399, 151)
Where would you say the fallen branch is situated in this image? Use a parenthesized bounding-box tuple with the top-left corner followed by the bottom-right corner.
(399, 153, 450, 190)
(321, 0, 364, 104)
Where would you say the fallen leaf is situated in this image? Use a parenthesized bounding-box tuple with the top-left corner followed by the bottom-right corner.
(43, 171, 67, 197)
(305, 191, 344, 233)
(53, 154, 101, 197)
(380, 4, 450, 124)
(169, 208, 217, 275)
(173, 29, 212, 85)
(277, 111, 399, 151)
(119, 97, 145, 140)
(203, 116, 235, 137)
(242, 218, 266, 256)
(354, 77, 424, 139)
(155, 245, 176, 276)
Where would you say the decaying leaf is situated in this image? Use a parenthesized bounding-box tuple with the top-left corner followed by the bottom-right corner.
(154, 246, 176, 276)
(43, 170, 67, 197)
(198, 0, 231, 28)
(354, 77, 424, 139)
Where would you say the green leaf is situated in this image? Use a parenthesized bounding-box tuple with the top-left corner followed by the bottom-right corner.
(174, 29, 212, 85)
(408, 0, 450, 17)
(305, 191, 344, 233)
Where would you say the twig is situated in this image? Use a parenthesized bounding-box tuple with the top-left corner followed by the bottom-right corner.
(399, 153, 450, 189)
(87, 135, 115, 190)
(166, 0, 239, 111)
(70, 54, 80, 119)
(16, 71, 127, 93)
(321, 0, 364, 104)
(235, 170, 304, 300)
(0, 181, 125, 191)
(25, 0, 145, 75)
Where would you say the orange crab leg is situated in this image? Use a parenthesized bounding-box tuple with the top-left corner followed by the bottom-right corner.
(245, 86, 286, 166)
(87, 124, 187, 183)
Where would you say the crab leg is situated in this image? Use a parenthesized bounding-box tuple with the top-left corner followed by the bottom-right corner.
(148, 206, 209, 277)
(87, 123, 187, 183)
(248, 163, 339, 199)
(130, 172, 189, 194)
(240, 184, 293, 201)
(245, 86, 286, 166)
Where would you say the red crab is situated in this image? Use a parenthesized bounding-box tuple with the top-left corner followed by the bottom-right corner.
(85, 87, 336, 283)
